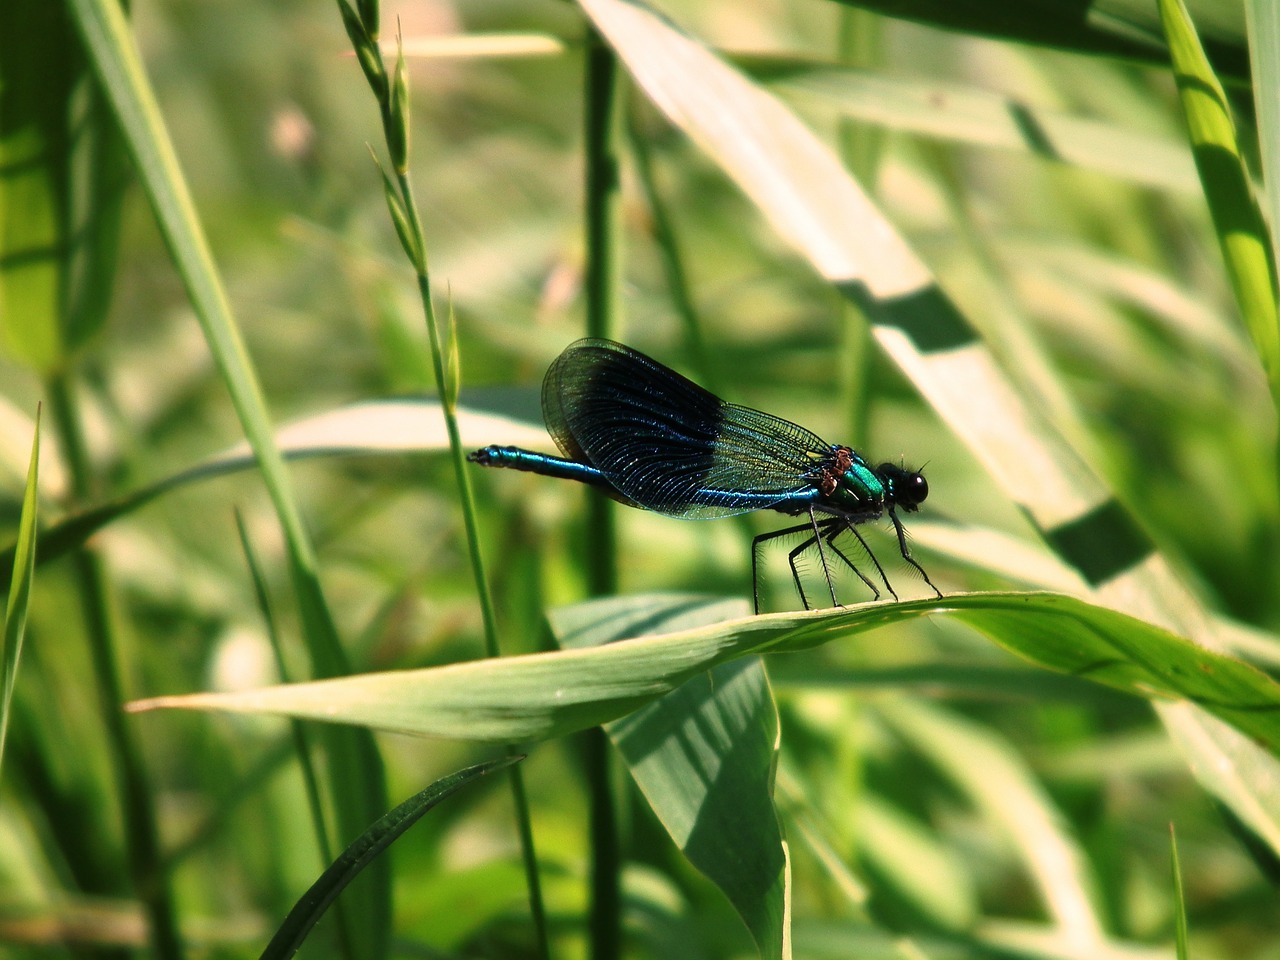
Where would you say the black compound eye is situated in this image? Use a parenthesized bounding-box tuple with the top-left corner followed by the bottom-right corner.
(905, 473, 929, 505)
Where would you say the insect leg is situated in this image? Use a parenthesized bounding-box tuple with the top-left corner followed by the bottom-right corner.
(823, 521, 881, 601)
(842, 521, 896, 601)
(786, 531, 823, 611)
(808, 506, 841, 609)
(889, 507, 943, 598)
(752, 521, 820, 614)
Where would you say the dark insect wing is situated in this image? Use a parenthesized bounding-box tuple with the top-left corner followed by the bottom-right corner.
(711, 401, 836, 488)
(543, 339, 832, 518)
(471, 337, 941, 608)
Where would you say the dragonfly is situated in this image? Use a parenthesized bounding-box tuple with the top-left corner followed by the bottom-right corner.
(468, 338, 941, 612)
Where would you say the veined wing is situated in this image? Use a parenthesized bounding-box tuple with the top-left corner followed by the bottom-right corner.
(542, 339, 831, 518)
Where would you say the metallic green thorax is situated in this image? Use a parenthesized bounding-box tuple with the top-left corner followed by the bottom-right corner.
(811, 446, 887, 516)
(842, 459, 885, 501)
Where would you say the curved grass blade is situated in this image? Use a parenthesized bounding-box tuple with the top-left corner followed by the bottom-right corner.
(1159, 0, 1280, 409)
(130, 592, 1280, 756)
(0, 398, 544, 583)
(0, 409, 38, 776)
(260, 755, 522, 960)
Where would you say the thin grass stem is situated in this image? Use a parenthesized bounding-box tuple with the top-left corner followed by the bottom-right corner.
(583, 27, 624, 960)
(340, 5, 550, 955)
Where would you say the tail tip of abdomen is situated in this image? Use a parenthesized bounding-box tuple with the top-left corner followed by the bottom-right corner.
(467, 444, 508, 466)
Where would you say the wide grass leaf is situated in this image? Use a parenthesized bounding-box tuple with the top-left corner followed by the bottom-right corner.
(131, 592, 1280, 757)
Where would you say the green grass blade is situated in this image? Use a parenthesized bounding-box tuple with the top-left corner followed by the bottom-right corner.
(63, 1, 389, 954)
(1169, 823, 1190, 960)
(130, 592, 1280, 755)
(552, 596, 791, 960)
(581, 30, 624, 596)
(260, 756, 522, 960)
(582, 33, 626, 960)
(0, 409, 38, 776)
(1160, 0, 1280, 408)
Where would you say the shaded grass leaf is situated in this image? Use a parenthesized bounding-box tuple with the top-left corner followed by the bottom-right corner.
(552, 595, 790, 960)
